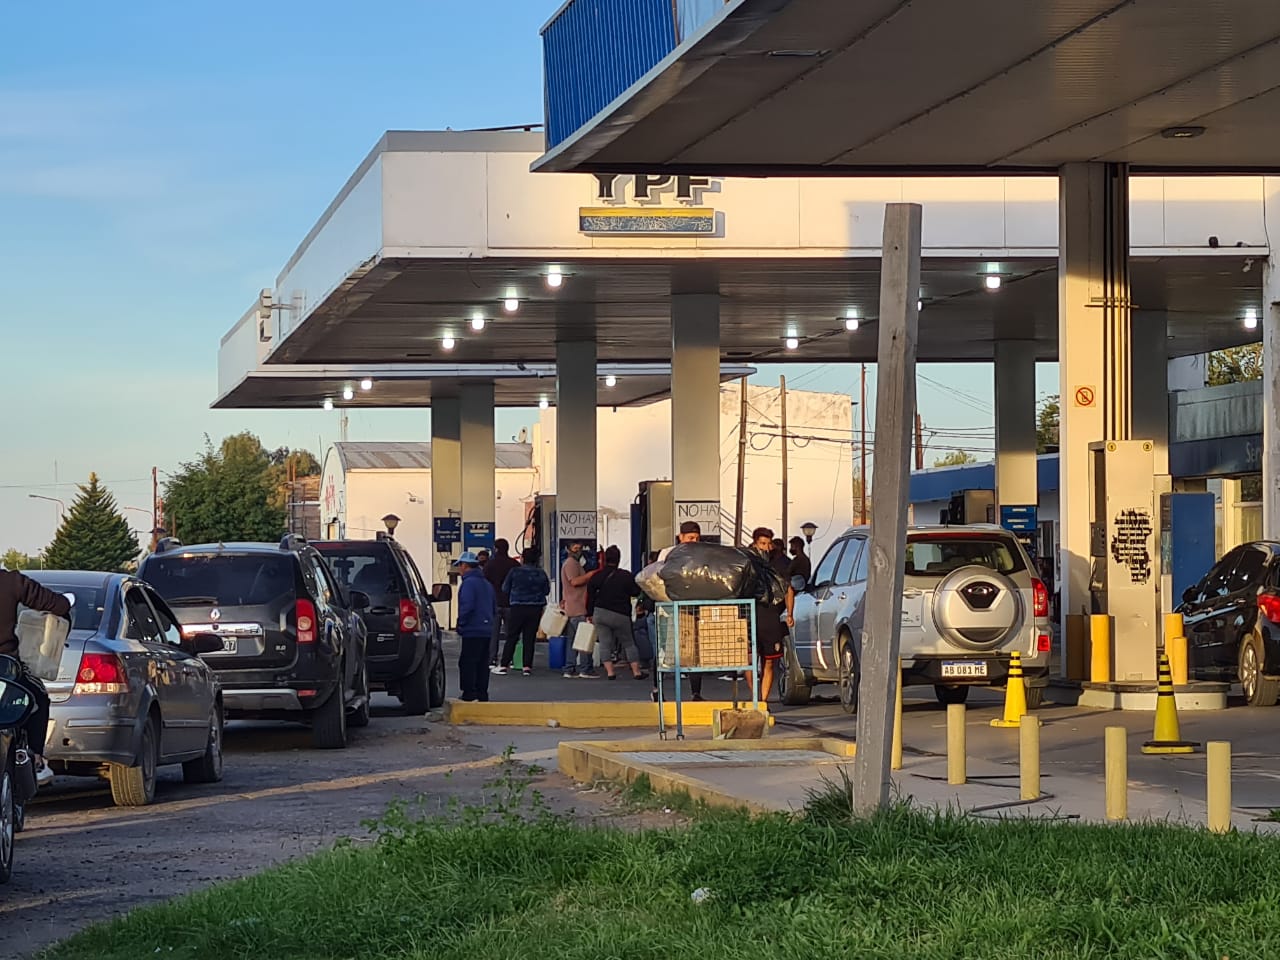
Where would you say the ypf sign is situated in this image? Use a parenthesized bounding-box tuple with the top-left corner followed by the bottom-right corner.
(592, 174, 719, 206)
(579, 174, 721, 236)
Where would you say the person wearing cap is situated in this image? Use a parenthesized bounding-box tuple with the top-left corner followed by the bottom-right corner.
(657, 520, 701, 563)
(455, 551, 497, 702)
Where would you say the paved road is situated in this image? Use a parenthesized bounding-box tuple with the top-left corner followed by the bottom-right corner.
(0, 698, 611, 960)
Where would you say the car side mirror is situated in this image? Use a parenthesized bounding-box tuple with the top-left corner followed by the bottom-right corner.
(184, 633, 225, 656)
(432, 583, 453, 603)
(0, 654, 21, 683)
(349, 590, 371, 611)
(790, 575, 807, 592)
(0, 679, 36, 728)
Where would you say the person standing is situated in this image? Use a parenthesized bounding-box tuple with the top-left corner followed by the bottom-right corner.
(560, 541, 596, 678)
(769, 538, 790, 578)
(787, 536, 812, 585)
(484, 539, 518, 669)
(657, 520, 701, 563)
(749, 527, 788, 703)
(498, 547, 551, 676)
(586, 546, 648, 681)
(455, 552, 497, 702)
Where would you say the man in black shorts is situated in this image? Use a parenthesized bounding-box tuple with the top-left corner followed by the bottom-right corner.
(749, 526, 787, 702)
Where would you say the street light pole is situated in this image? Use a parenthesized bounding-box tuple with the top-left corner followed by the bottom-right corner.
(28, 494, 66, 525)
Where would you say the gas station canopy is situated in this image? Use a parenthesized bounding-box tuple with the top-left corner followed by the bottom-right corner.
(535, 0, 1280, 176)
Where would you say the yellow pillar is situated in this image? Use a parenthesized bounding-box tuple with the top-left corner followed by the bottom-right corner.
(891, 659, 904, 771)
(1105, 726, 1127, 821)
(1019, 716, 1041, 801)
(1090, 614, 1112, 683)
(1207, 741, 1232, 834)
(947, 703, 966, 785)
(1165, 612, 1188, 686)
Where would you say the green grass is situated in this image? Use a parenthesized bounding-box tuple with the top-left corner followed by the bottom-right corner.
(43, 786, 1280, 960)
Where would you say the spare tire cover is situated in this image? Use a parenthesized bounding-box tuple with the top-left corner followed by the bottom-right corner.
(930, 565, 1024, 651)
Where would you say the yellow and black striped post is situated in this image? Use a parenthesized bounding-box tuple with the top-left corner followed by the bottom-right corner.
(1141, 652, 1198, 755)
(991, 650, 1028, 728)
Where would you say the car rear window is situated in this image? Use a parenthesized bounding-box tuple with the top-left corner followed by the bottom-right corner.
(26, 581, 106, 631)
(143, 554, 297, 607)
(313, 544, 405, 608)
(905, 535, 1025, 577)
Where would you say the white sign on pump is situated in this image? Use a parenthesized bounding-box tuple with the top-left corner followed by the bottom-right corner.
(675, 501, 721, 536)
(557, 510, 598, 541)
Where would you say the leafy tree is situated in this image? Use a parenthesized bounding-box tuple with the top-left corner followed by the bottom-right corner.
(933, 450, 977, 468)
(43, 474, 140, 572)
(1207, 344, 1262, 386)
(1, 549, 39, 571)
(1037, 395, 1060, 454)
(164, 433, 286, 544)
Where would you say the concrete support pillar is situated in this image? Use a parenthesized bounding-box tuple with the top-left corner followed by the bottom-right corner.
(556, 340, 599, 551)
(1131, 313, 1170, 475)
(994, 340, 1038, 509)
(430, 397, 462, 591)
(1264, 177, 1280, 537)
(671, 293, 722, 540)
(460, 382, 496, 551)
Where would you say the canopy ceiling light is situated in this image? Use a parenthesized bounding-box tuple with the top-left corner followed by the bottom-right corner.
(360, 378, 373, 391)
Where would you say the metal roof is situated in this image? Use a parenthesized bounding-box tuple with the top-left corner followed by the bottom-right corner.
(333, 442, 534, 472)
(536, 0, 1280, 176)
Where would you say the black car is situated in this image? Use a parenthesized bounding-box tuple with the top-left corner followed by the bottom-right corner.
(313, 536, 449, 715)
(1178, 540, 1280, 707)
(138, 535, 371, 749)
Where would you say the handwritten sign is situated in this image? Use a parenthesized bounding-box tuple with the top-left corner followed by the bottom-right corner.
(557, 510, 597, 541)
(676, 501, 722, 537)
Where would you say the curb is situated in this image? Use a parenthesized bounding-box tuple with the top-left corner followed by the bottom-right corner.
(445, 699, 770, 728)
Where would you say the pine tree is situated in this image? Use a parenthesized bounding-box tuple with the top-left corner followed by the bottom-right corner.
(43, 474, 141, 572)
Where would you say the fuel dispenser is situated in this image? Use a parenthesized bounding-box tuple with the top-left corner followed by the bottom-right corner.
(942, 489, 995, 526)
(630, 480, 674, 570)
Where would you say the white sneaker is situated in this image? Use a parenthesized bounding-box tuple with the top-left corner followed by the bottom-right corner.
(35, 759, 54, 786)
(493, 666, 509, 676)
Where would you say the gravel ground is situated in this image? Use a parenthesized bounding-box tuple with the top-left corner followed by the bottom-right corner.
(0, 698, 645, 960)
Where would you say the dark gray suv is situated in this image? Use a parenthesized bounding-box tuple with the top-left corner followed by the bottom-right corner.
(138, 536, 371, 749)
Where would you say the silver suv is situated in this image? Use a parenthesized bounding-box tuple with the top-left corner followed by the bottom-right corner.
(779, 525, 1051, 712)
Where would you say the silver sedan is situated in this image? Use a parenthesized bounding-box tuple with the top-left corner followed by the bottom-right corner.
(26, 570, 224, 806)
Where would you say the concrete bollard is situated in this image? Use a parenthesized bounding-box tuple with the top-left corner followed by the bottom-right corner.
(1090, 614, 1112, 684)
(1019, 715, 1041, 801)
(947, 702, 966, 785)
(891, 659, 904, 771)
(1207, 741, 1232, 834)
(1105, 726, 1127, 821)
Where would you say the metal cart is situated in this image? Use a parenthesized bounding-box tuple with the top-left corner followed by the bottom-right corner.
(655, 599, 758, 739)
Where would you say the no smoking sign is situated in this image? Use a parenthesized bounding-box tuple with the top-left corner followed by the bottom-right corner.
(1073, 385, 1096, 408)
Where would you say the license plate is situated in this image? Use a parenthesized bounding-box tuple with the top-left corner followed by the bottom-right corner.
(205, 637, 238, 654)
(941, 661, 988, 679)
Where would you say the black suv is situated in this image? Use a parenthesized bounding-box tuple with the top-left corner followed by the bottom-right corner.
(313, 536, 449, 715)
(138, 535, 371, 749)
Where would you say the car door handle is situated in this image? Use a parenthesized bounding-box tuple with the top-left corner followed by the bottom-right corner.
(838, 593, 847, 601)
(903, 589, 922, 598)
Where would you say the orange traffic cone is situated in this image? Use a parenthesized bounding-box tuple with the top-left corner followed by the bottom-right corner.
(991, 651, 1028, 728)
(1141, 653, 1198, 754)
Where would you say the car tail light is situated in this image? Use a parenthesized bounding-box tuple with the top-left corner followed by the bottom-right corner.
(1038, 634, 1052, 653)
(296, 599, 317, 644)
(1258, 592, 1280, 622)
(1032, 579, 1049, 619)
(74, 653, 128, 695)
(400, 598, 420, 632)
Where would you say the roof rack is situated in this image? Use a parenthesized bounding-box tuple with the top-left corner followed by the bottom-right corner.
(280, 533, 307, 551)
(156, 537, 184, 554)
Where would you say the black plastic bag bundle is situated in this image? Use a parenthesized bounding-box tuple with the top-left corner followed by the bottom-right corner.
(637, 542, 788, 605)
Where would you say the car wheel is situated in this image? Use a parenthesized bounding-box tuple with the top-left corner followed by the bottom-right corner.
(401, 651, 432, 716)
(779, 644, 812, 706)
(1240, 635, 1280, 707)
(348, 662, 371, 729)
(838, 638, 859, 715)
(183, 704, 224, 784)
(428, 651, 447, 710)
(1025, 686, 1045, 710)
(934, 685, 970, 706)
(111, 714, 158, 807)
(0, 764, 14, 884)
(311, 684, 348, 750)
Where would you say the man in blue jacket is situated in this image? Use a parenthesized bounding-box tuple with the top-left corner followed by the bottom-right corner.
(455, 552, 497, 702)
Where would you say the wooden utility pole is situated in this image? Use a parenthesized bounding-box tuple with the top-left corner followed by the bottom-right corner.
(734, 377, 749, 545)
(150, 467, 159, 551)
(859, 364, 868, 524)
(915, 411, 925, 471)
(853, 202, 922, 816)
(780, 375, 789, 540)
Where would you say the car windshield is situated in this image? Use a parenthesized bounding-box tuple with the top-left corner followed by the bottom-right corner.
(905, 536, 1024, 577)
(24, 581, 106, 631)
(313, 545, 404, 609)
(143, 555, 296, 607)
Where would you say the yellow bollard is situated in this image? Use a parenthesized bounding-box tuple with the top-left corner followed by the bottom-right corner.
(1090, 614, 1112, 683)
(1207, 741, 1232, 834)
(947, 703, 966, 785)
(891, 659, 904, 771)
(1019, 715, 1041, 801)
(1168, 635, 1189, 687)
(1105, 726, 1128, 821)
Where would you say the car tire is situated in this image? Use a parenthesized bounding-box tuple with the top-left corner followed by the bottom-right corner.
(1239, 634, 1280, 707)
(348, 662, 371, 729)
(111, 714, 158, 807)
(428, 650, 447, 710)
(779, 644, 812, 706)
(311, 684, 348, 750)
(183, 704, 224, 784)
(0, 765, 14, 884)
(934, 685, 970, 706)
(402, 651, 432, 716)
(1025, 686, 1045, 710)
(838, 637, 859, 715)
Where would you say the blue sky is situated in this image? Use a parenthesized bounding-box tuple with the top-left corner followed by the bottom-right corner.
(0, 0, 1055, 554)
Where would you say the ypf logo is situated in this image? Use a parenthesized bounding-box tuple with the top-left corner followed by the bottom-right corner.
(592, 173, 720, 206)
